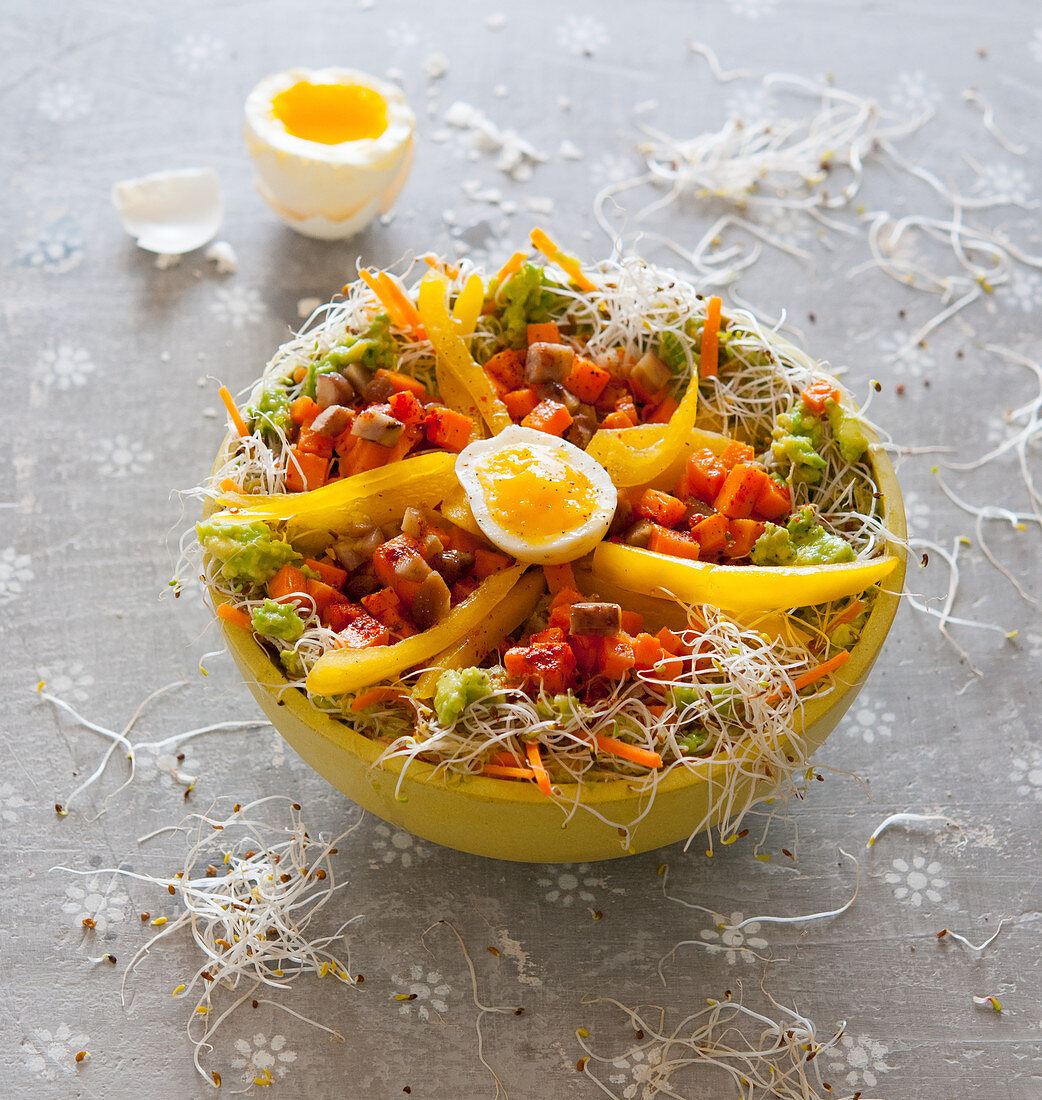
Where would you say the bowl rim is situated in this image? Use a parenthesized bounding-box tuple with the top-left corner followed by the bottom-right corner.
(204, 418, 907, 810)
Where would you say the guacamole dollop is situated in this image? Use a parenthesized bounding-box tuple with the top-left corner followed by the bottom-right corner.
(494, 264, 568, 348)
(771, 405, 827, 485)
(250, 598, 304, 643)
(750, 505, 855, 567)
(197, 517, 301, 586)
(826, 401, 869, 464)
(434, 667, 500, 727)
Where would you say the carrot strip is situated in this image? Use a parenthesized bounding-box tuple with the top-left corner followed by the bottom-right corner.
(218, 386, 249, 437)
(700, 296, 722, 379)
(824, 599, 866, 635)
(495, 250, 528, 286)
(766, 649, 852, 704)
(350, 687, 403, 712)
(358, 269, 404, 327)
(216, 603, 254, 632)
(543, 562, 576, 595)
(529, 227, 596, 293)
(480, 763, 537, 780)
(593, 734, 663, 770)
(526, 741, 553, 797)
(378, 272, 426, 337)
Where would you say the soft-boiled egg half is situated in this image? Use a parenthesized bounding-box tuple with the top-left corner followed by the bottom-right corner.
(455, 426, 618, 566)
(244, 67, 414, 240)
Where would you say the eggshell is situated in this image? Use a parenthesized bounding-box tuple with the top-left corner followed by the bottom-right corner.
(244, 67, 415, 240)
(111, 168, 222, 254)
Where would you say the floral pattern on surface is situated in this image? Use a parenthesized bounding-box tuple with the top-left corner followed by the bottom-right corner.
(554, 15, 608, 56)
(369, 822, 431, 868)
(588, 153, 638, 188)
(172, 33, 228, 72)
(844, 698, 896, 744)
(18, 218, 84, 273)
(20, 1024, 90, 1081)
(876, 331, 935, 379)
(884, 856, 947, 907)
(0, 547, 33, 602)
(536, 864, 601, 907)
(37, 82, 93, 122)
(1009, 747, 1042, 803)
(888, 71, 943, 115)
(698, 911, 769, 965)
(62, 874, 129, 935)
(391, 966, 451, 1021)
(133, 743, 197, 792)
(607, 1047, 661, 1099)
(210, 285, 268, 328)
(36, 343, 96, 390)
(36, 662, 94, 703)
(0, 779, 29, 825)
(974, 161, 1032, 205)
(230, 1033, 297, 1083)
(1000, 267, 1042, 313)
(95, 434, 154, 477)
(828, 1033, 891, 1089)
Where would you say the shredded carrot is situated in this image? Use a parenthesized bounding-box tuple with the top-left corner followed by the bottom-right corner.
(593, 733, 663, 770)
(526, 741, 553, 797)
(494, 250, 528, 287)
(217, 386, 249, 437)
(219, 477, 239, 494)
(700, 296, 722, 379)
(423, 254, 460, 278)
(766, 649, 852, 704)
(529, 227, 596, 293)
(350, 687, 402, 712)
(825, 599, 866, 635)
(216, 603, 254, 633)
(377, 272, 426, 336)
(480, 763, 537, 780)
(488, 749, 526, 768)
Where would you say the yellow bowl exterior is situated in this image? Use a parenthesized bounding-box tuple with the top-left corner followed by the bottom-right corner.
(207, 433, 906, 863)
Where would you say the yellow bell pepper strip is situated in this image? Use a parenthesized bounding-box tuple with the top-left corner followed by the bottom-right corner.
(451, 272, 485, 336)
(306, 563, 527, 696)
(588, 423, 730, 491)
(417, 276, 512, 434)
(413, 570, 546, 698)
(529, 227, 596, 293)
(215, 451, 457, 533)
(591, 540, 899, 614)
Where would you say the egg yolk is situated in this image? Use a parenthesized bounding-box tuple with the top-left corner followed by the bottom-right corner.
(476, 446, 600, 545)
(271, 81, 388, 145)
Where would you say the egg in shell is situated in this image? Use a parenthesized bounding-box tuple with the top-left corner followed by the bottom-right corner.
(455, 426, 618, 566)
(244, 67, 415, 240)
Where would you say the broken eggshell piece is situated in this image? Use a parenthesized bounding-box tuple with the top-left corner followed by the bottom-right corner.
(243, 67, 415, 240)
(111, 168, 222, 254)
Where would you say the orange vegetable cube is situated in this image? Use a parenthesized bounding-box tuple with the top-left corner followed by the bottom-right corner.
(268, 564, 307, 605)
(724, 518, 766, 559)
(754, 478, 792, 521)
(297, 427, 334, 458)
(526, 321, 560, 346)
(375, 368, 427, 399)
(484, 348, 528, 390)
(636, 488, 687, 529)
(647, 525, 702, 561)
(473, 547, 511, 580)
(424, 405, 475, 452)
(594, 378, 628, 412)
(714, 463, 770, 520)
(682, 449, 728, 503)
(305, 557, 348, 589)
(289, 396, 321, 426)
(600, 633, 636, 679)
(306, 578, 345, 618)
(800, 379, 841, 415)
(600, 410, 637, 430)
(334, 611, 390, 649)
(719, 440, 756, 471)
(563, 357, 610, 404)
(284, 448, 328, 492)
(521, 399, 573, 436)
(690, 513, 729, 556)
(388, 389, 425, 425)
(620, 609, 644, 635)
(502, 388, 541, 420)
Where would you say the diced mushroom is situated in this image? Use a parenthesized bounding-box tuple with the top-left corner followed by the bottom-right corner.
(333, 540, 364, 573)
(411, 571, 452, 630)
(544, 381, 581, 414)
(310, 404, 353, 438)
(608, 494, 634, 536)
(565, 413, 597, 450)
(315, 372, 355, 409)
(525, 342, 575, 384)
(631, 350, 673, 396)
(343, 363, 372, 395)
(401, 507, 427, 539)
(351, 407, 405, 446)
(430, 549, 474, 587)
(422, 531, 445, 558)
(393, 550, 431, 583)
(624, 520, 657, 548)
(363, 373, 396, 404)
(346, 572, 380, 599)
(569, 602, 622, 637)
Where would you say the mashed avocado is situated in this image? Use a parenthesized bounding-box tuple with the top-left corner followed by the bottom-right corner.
(248, 385, 292, 440)
(250, 598, 304, 643)
(197, 517, 301, 586)
(751, 505, 855, 566)
(826, 401, 869, 464)
(771, 405, 827, 485)
(493, 264, 568, 348)
(434, 667, 500, 727)
(322, 313, 397, 375)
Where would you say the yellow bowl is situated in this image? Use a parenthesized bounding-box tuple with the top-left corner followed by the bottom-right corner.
(206, 435, 905, 863)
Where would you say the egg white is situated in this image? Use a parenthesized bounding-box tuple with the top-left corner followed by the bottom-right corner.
(243, 67, 414, 240)
(455, 425, 618, 566)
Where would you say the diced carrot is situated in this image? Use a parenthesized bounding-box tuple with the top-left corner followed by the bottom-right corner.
(563, 357, 610, 403)
(297, 427, 334, 458)
(549, 603, 572, 631)
(384, 421, 424, 465)
(502, 387, 540, 420)
(219, 478, 239, 494)
(801, 379, 841, 416)
(521, 399, 573, 436)
(614, 393, 638, 422)
(723, 518, 765, 559)
(442, 525, 486, 555)
(289, 396, 321, 427)
(631, 632, 663, 670)
(691, 512, 730, 556)
(388, 389, 426, 425)
(620, 609, 644, 635)
(542, 563, 575, 595)
(484, 348, 528, 390)
(339, 438, 387, 476)
(332, 423, 357, 456)
(683, 449, 729, 503)
(526, 321, 560, 346)
(647, 395, 679, 425)
(648, 526, 702, 561)
(361, 586, 403, 623)
(450, 576, 480, 604)
(597, 410, 631, 429)
(754, 478, 792, 521)
(217, 386, 249, 437)
(324, 600, 360, 633)
(473, 547, 511, 580)
(530, 626, 568, 646)
(600, 633, 636, 679)
(714, 464, 771, 520)
(636, 488, 687, 529)
(593, 733, 662, 770)
(284, 449, 328, 492)
(216, 603, 254, 632)
(504, 640, 576, 695)
(700, 296, 722, 379)
(424, 405, 475, 452)
(656, 627, 686, 656)
(306, 578, 345, 618)
(594, 378, 628, 413)
(719, 440, 756, 470)
(351, 687, 404, 712)
(268, 564, 307, 603)
(375, 368, 427, 399)
(305, 557, 348, 589)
